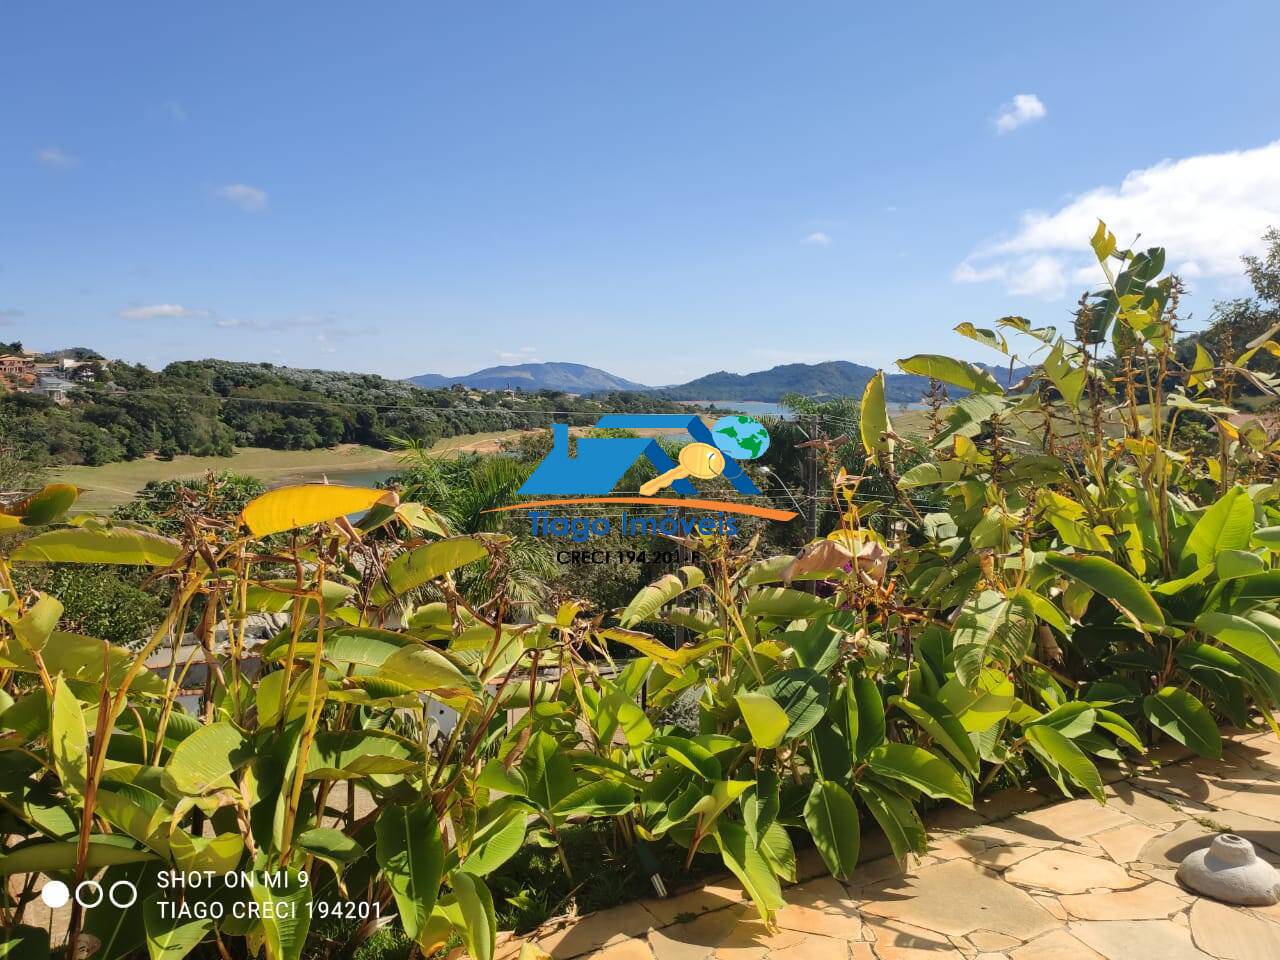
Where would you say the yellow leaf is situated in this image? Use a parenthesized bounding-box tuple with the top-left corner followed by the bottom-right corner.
(859, 371, 892, 463)
(240, 484, 398, 537)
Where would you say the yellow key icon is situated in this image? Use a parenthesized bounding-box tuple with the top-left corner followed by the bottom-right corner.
(639, 442, 726, 496)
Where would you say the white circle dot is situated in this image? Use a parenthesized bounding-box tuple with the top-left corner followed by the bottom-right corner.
(41, 880, 70, 908)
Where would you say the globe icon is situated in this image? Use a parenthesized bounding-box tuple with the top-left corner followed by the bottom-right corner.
(711, 415, 770, 460)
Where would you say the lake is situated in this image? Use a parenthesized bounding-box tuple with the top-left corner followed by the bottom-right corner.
(681, 399, 929, 420)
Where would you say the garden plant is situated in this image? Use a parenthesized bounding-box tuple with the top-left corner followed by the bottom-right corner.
(0, 224, 1278, 959)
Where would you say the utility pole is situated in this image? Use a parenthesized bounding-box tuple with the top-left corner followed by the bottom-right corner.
(805, 415, 820, 544)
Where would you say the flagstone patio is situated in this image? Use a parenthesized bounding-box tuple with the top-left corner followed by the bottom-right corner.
(501, 728, 1280, 960)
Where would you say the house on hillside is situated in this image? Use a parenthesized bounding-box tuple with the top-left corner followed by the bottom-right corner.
(32, 374, 76, 404)
(0, 355, 36, 392)
(0, 355, 35, 377)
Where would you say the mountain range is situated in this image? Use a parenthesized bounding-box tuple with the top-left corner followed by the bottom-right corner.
(410, 359, 1032, 402)
(409, 362, 648, 394)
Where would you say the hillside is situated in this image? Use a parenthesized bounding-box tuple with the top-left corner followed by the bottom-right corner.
(3, 357, 680, 469)
(410, 362, 650, 393)
(660, 360, 1033, 403)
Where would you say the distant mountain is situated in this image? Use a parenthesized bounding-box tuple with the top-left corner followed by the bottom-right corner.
(409, 362, 650, 394)
(410, 359, 1034, 403)
(659, 360, 1034, 403)
(661, 361, 877, 402)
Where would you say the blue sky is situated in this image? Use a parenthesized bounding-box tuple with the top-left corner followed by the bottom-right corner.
(4, 2, 1280, 384)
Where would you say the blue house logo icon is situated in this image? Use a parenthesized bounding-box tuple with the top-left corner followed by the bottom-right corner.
(518, 415, 764, 496)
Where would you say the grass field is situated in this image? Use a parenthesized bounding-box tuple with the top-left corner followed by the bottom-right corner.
(54, 431, 525, 512)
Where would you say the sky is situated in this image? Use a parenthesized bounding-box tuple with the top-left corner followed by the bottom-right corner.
(3, 1, 1280, 385)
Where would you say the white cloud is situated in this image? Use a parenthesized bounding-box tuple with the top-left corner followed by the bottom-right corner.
(36, 146, 77, 169)
(497, 346, 540, 363)
(954, 140, 1280, 299)
(213, 313, 374, 338)
(802, 231, 832, 245)
(118, 303, 206, 320)
(315, 333, 336, 354)
(216, 183, 268, 212)
(994, 94, 1047, 134)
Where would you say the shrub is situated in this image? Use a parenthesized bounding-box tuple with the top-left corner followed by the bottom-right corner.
(0, 223, 1277, 960)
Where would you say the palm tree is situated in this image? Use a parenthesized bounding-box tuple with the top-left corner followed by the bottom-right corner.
(388, 449, 555, 611)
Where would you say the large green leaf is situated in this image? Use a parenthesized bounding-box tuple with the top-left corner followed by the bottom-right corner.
(1215, 550, 1266, 581)
(162, 722, 253, 796)
(1028, 701, 1096, 738)
(937, 669, 1016, 733)
(715, 820, 785, 922)
(891, 694, 979, 776)
(369, 537, 489, 605)
(866, 742, 973, 806)
(1142, 687, 1221, 759)
(250, 870, 311, 960)
(12, 594, 62, 652)
(735, 691, 791, 749)
(760, 668, 829, 738)
(0, 631, 166, 696)
(0, 839, 156, 875)
(788, 615, 843, 673)
(649, 735, 721, 781)
(851, 676, 885, 758)
(951, 590, 1034, 686)
(898, 461, 965, 488)
(50, 676, 88, 801)
(803, 780, 861, 880)
(855, 780, 926, 862)
(375, 800, 445, 944)
(83, 861, 152, 960)
(1025, 724, 1104, 801)
(95, 784, 172, 856)
(551, 780, 635, 818)
(0, 483, 78, 527)
(744, 587, 833, 620)
(296, 827, 363, 883)
(305, 729, 416, 781)
(460, 799, 529, 876)
(757, 820, 796, 883)
(897, 354, 1003, 394)
(591, 672, 653, 748)
(144, 892, 212, 959)
(1094, 708, 1145, 753)
(520, 730, 579, 808)
(442, 872, 496, 960)
(374, 644, 477, 701)
(1183, 486, 1254, 568)
(619, 567, 706, 627)
(10, 526, 182, 566)
(244, 579, 356, 615)
(1195, 612, 1280, 675)
(1044, 553, 1164, 627)
(860, 371, 893, 464)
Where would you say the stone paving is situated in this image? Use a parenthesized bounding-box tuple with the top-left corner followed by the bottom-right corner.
(501, 728, 1280, 960)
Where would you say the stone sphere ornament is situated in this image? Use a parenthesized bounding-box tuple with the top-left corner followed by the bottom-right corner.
(1177, 833, 1280, 906)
